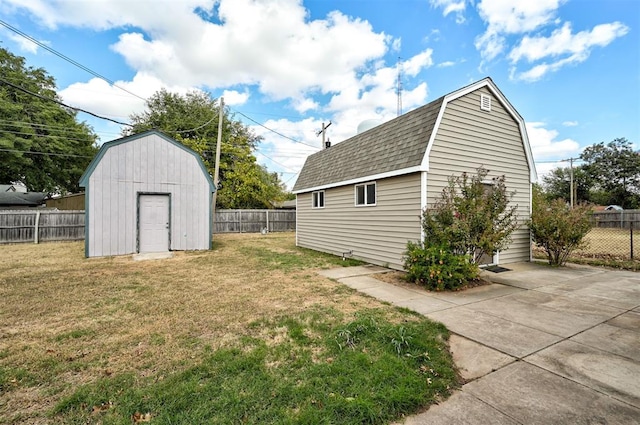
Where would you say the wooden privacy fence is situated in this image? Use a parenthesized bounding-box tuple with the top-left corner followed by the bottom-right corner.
(0, 210, 85, 243)
(592, 210, 640, 228)
(214, 209, 296, 234)
(0, 209, 296, 243)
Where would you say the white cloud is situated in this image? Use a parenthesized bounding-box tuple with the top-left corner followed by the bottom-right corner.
(8, 0, 434, 180)
(58, 73, 191, 122)
(7, 33, 41, 54)
(6, 0, 389, 104)
(474, 31, 506, 62)
(221, 90, 249, 106)
(391, 37, 402, 52)
(430, 0, 467, 24)
(526, 121, 580, 161)
(535, 161, 565, 183)
(474, 0, 563, 61)
(509, 22, 629, 81)
(562, 121, 578, 127)
(437, 61, 455, 68)
(291, 98, 319, 114)
(423, 29, 441, 43)
(403, 49, 434, 77)
(477, 0, 562, 34)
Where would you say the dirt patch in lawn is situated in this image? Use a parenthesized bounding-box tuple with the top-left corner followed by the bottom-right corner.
(372, 270, 490, 291)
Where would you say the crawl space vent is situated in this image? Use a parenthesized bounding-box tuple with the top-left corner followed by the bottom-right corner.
(480, 94, 491, 111)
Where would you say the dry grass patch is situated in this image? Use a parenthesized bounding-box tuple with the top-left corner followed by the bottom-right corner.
(1, 233, 457, 424)
(533, 227, 640, 271)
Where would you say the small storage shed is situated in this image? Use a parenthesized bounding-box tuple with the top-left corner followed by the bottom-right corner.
(293, 77, 537, 270)
(79, 130, 215, 257)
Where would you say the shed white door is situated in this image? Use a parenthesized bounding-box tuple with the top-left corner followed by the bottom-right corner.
(139, 194, 170, 253)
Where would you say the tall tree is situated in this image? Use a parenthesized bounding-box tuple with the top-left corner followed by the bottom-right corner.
(580, 138, 640, 208)
(0, 48, 98, 193)
(542, 166, 592, 203)
(126, 89, 287, 208)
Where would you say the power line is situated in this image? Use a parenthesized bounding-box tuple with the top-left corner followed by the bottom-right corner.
(175, 112, 218, 134)
(232, 108, 320, 149)
(283, 172, 300, 186)
(0, 129, 96, 144)
(0, 148, 93, 158)
(0, 77, 132, 127)
(254, 149, 300, 173)
(535, 158, 584, 164)
(0, 19, 147, 102)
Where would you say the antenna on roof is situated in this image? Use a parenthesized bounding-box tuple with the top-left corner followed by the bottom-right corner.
(316, 121, 332, 149)
(396, 56, 403, 117)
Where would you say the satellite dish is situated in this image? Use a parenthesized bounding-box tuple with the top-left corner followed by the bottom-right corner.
(357, 119, 382, 134)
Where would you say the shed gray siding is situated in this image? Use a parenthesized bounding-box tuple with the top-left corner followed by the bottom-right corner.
(296, 173, 422, 270)
(427, 87, 531, 263)
(84, 132, 212, 257)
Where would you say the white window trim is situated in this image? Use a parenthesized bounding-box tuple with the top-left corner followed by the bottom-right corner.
(312, 190, 325, 209)
(354, 182, 377, 207)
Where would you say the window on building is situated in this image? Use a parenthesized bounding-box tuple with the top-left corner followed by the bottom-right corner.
(355, 182, 376, 206)
(312, 190, 325, 208)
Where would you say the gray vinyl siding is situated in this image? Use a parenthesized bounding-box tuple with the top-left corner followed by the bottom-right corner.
(427, 87, 531, 263)
(296, 173, 422, 270)
(86, 133, 210, 257)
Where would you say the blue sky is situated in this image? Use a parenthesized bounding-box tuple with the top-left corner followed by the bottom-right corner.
(1, 0, 638, 189)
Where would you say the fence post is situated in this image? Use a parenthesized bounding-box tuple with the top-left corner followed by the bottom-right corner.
(34, 211, 41, 244)
(631, 221, 634, 260)
(266, 210, 269, 232)
(239, 210, 242, 233)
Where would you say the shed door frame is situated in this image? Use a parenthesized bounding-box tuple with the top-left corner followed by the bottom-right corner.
(137, 192, 171, 253)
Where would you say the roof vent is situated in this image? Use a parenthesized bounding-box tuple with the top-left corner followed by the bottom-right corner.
(480, 94, 491, 111)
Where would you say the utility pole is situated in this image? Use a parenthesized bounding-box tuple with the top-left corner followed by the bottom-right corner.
(561, 157, 579, 208)
(212, 97, 224, 228)
(569, 157, 574, 209)
(316, 121, 332, 149)
(396, 57, 403, 117)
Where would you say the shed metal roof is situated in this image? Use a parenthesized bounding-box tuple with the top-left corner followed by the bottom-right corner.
(79, 130, 215, 192)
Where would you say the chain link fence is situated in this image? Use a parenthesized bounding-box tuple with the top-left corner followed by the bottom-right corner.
(532, 210, 639, 269)
(573, 222, 638, 261)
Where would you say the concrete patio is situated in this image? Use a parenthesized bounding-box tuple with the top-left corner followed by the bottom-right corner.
(318, 263, 640, 424)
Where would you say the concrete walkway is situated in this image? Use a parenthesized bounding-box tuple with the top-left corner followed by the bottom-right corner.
(318, 263, 640, 424)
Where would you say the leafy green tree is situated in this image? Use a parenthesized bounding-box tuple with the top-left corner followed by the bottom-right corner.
(530, 188, 593, 266)
(542, 166, 592, 203)
(0, 47, 98, 193)
(126, 89, 287, 208)
(580, 138, 640, 208)
(420, 167, 520, 264)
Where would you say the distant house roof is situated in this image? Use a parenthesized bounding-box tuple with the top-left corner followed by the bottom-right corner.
(1, 184, 27, 193)
(0, 191, 47, 207)
(293, 77, 536, 193)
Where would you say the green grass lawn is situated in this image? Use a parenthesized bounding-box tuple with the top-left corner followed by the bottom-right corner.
(0, 233, 457, 424)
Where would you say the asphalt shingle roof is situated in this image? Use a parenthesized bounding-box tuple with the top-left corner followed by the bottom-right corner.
(293, 96, 444, 192)
(0, 192, 46, 207)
